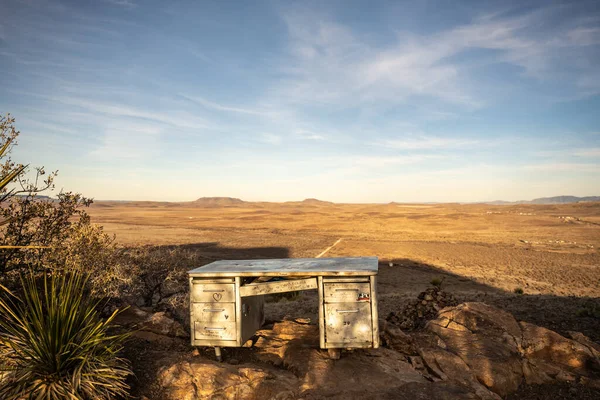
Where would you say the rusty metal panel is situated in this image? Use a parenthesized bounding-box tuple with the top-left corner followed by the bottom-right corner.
(239, 277, 317, 297)
(191, 303, 235, 323)
(324, 302, 373, 344)
(191, 283, 235, 303)
(324, 283, 371, 303)
(194, 321, 237, 341)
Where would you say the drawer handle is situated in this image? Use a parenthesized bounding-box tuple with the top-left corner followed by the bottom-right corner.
(336, 309, 359, 313)
(203, 309, 225, 312)
(203, 289, 225, 292)
(334, 288, 359, 292)
(204, 327, 227, 331)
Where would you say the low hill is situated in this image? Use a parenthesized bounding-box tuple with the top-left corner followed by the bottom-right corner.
(192, 197, 246, 207)
(529, 196, 600, 204)
(485, 196, 600, 205)
(300, 198, 334, 205)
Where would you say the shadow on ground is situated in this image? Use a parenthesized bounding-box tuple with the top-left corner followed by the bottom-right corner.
(122, 244, 600, 399)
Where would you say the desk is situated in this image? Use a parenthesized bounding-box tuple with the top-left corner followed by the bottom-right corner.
(188, 257, 379, 360)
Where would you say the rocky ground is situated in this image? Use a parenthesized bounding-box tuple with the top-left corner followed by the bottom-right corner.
(89, 201, 600, 398)
(116, 288, 600, 400)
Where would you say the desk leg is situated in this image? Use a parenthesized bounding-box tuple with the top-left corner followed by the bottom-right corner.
(327, 348, 341, 360)
(317, 276, 325, 349)
(235, 276, 242, 346)
(370, 275, 379, 348)
(214, 346, 222, 362)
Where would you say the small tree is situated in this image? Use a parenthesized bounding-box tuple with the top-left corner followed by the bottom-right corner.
(0, 115, 133, 298)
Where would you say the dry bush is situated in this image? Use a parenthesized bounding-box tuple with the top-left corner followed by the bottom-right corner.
(122, 246, 204, 321)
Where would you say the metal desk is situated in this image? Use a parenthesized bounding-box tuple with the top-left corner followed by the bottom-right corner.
(188, 257, 379, 359)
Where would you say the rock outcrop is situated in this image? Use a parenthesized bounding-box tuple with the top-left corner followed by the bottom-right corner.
(410, 302, 600, 397)
(131, 301, 600, 400)
(156, 360, 298, 400)
(115, 306, 189, 338)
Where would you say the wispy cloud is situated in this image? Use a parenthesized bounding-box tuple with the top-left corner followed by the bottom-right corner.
(376, 136, 479, 150)
(259, 133, 282, 145)
(180, 94, 275, 117)
(271, 4, 600, 111)
(352, 154, 442, 168)
(573, 148, 600, 158)
(523, 163, 600, 173)
(50, 96, 210, 131)
(103, 0, 136, 8)
(296, 129, 327, 141)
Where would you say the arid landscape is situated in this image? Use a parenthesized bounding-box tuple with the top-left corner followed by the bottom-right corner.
(86, 197, 600, 399)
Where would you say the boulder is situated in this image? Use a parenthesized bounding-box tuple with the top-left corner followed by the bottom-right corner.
(417, 347, 501, 400)
(568, 331, 600, 359)
(521, 322, 600, 383)
(114, 306, 189, 338)
(138, 311, 189, 338)
(380, 319, 417, 355)
(156, 359, 298, 400)
(252, 320, 427, 398)
(426, 303, 523, 397)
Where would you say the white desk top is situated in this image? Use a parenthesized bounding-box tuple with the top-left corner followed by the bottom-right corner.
(188, 257, 378, 277)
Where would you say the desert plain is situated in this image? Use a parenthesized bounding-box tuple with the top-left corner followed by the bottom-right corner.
(90, 198, 600, 342)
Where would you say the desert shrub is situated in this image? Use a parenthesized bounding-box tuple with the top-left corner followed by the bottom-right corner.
(514, 287, 524, 295)
(430, 277, 444, 288)
(0, 114, 134, 299)
(125, 246, 204, 308)
(0, 269, 131, 399)
(576, 304, 600, 319)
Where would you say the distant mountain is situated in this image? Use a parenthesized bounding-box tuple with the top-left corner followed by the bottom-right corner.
(15, 194, 55, 201)
(300, 198, 334, 205)
(529, 196, 600, 204)
(484, 196, 600, 205)
(192, 197, 246, 206)
(485, 200, 514, 205)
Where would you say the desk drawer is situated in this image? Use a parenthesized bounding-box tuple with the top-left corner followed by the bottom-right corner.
(325, 302, 372, 343)
(194, 321, 237, 341)
(191, 283, 235, 303)
(324, 283, 371, 303)
(192, 303, 235, 323)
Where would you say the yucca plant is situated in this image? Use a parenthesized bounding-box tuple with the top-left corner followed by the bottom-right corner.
(0, 269, 131, 399)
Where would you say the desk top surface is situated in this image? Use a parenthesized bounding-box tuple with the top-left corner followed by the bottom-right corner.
(188, 257, 378, 277)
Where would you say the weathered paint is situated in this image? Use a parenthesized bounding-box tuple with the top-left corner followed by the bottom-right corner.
(188, 257, 380, 356)
(191, 303, 235, 323)
(188, 257, 378, 277)
(370, 275, 380, 348)
(190, 282, 235, 303)
(324, 302, 373, 343)
(194, 321, 237, 340)
(239, 277, 318, 297)
(323, 282, 371, 303)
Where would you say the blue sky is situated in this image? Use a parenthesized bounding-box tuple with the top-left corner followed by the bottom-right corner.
(1, 0, 599, 202)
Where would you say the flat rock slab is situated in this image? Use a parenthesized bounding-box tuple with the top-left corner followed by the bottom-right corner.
(253, 320, 427, 398)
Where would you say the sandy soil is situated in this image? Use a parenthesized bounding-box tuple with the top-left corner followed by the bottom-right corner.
(89, 200, 600, 341)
